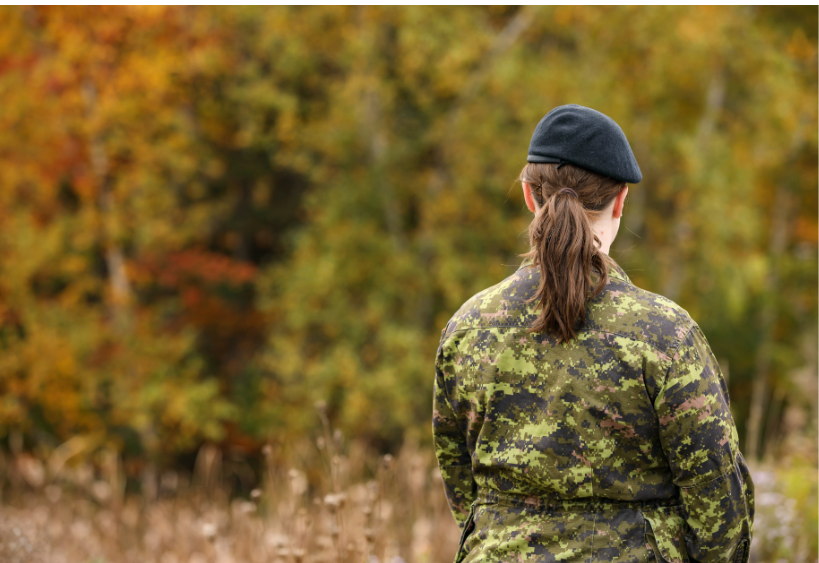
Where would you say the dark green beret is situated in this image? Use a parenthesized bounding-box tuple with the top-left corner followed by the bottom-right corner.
(527, 104, 642, 184)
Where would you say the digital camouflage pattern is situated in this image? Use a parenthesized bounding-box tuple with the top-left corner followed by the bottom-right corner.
(433, 259, 754, 563)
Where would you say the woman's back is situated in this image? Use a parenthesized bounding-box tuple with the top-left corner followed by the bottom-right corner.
(432, 104, 753, 562)
(434, 259, 754, 562)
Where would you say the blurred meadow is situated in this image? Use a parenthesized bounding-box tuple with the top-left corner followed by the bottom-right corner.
(0, 6, 816, 563)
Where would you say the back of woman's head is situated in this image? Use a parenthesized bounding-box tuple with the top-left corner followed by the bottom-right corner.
(520, 162, 625, 343)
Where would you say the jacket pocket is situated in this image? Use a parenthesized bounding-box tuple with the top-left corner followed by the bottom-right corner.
(454, 502, 476, 563)
(643, 508, 689, 563)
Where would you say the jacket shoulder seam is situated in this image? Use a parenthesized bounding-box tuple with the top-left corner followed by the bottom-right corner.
(659, 323, 699, 391)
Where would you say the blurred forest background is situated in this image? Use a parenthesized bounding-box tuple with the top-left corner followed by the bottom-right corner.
(0, 6, 816, 563)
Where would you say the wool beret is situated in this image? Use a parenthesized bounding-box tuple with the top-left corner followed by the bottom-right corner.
(527, 104, 642, 184)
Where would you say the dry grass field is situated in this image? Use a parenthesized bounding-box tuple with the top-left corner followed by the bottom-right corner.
(0, 436, 815, 563)
(0, 436, 461, 563)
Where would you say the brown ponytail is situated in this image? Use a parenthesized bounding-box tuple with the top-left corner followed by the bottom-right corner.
(520, 163, 625, 343)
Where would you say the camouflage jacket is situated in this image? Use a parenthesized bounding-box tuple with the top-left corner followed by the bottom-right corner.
(433, 259, 754, 563)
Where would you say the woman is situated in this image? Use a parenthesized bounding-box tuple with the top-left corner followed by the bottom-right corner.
(433, 105, 754, 563)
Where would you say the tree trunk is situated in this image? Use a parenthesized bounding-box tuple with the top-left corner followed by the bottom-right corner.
(83, 81, 133, 331)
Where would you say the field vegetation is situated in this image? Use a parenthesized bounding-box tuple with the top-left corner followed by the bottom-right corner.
(1, 433, 816, 562)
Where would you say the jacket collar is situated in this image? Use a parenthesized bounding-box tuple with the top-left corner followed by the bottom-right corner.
(517, 255, 632, 285)
(606, 260, 631, 283)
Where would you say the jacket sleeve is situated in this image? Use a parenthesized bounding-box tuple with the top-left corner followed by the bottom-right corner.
(655, 325, 754, 562)
(433, 329, 477, 528)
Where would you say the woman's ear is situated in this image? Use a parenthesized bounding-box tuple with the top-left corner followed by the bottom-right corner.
(522, 181, 537, 213)
(612, 186, 629, 219)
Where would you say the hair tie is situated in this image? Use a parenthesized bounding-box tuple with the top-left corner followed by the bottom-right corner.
(556, 187, 579, 199)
